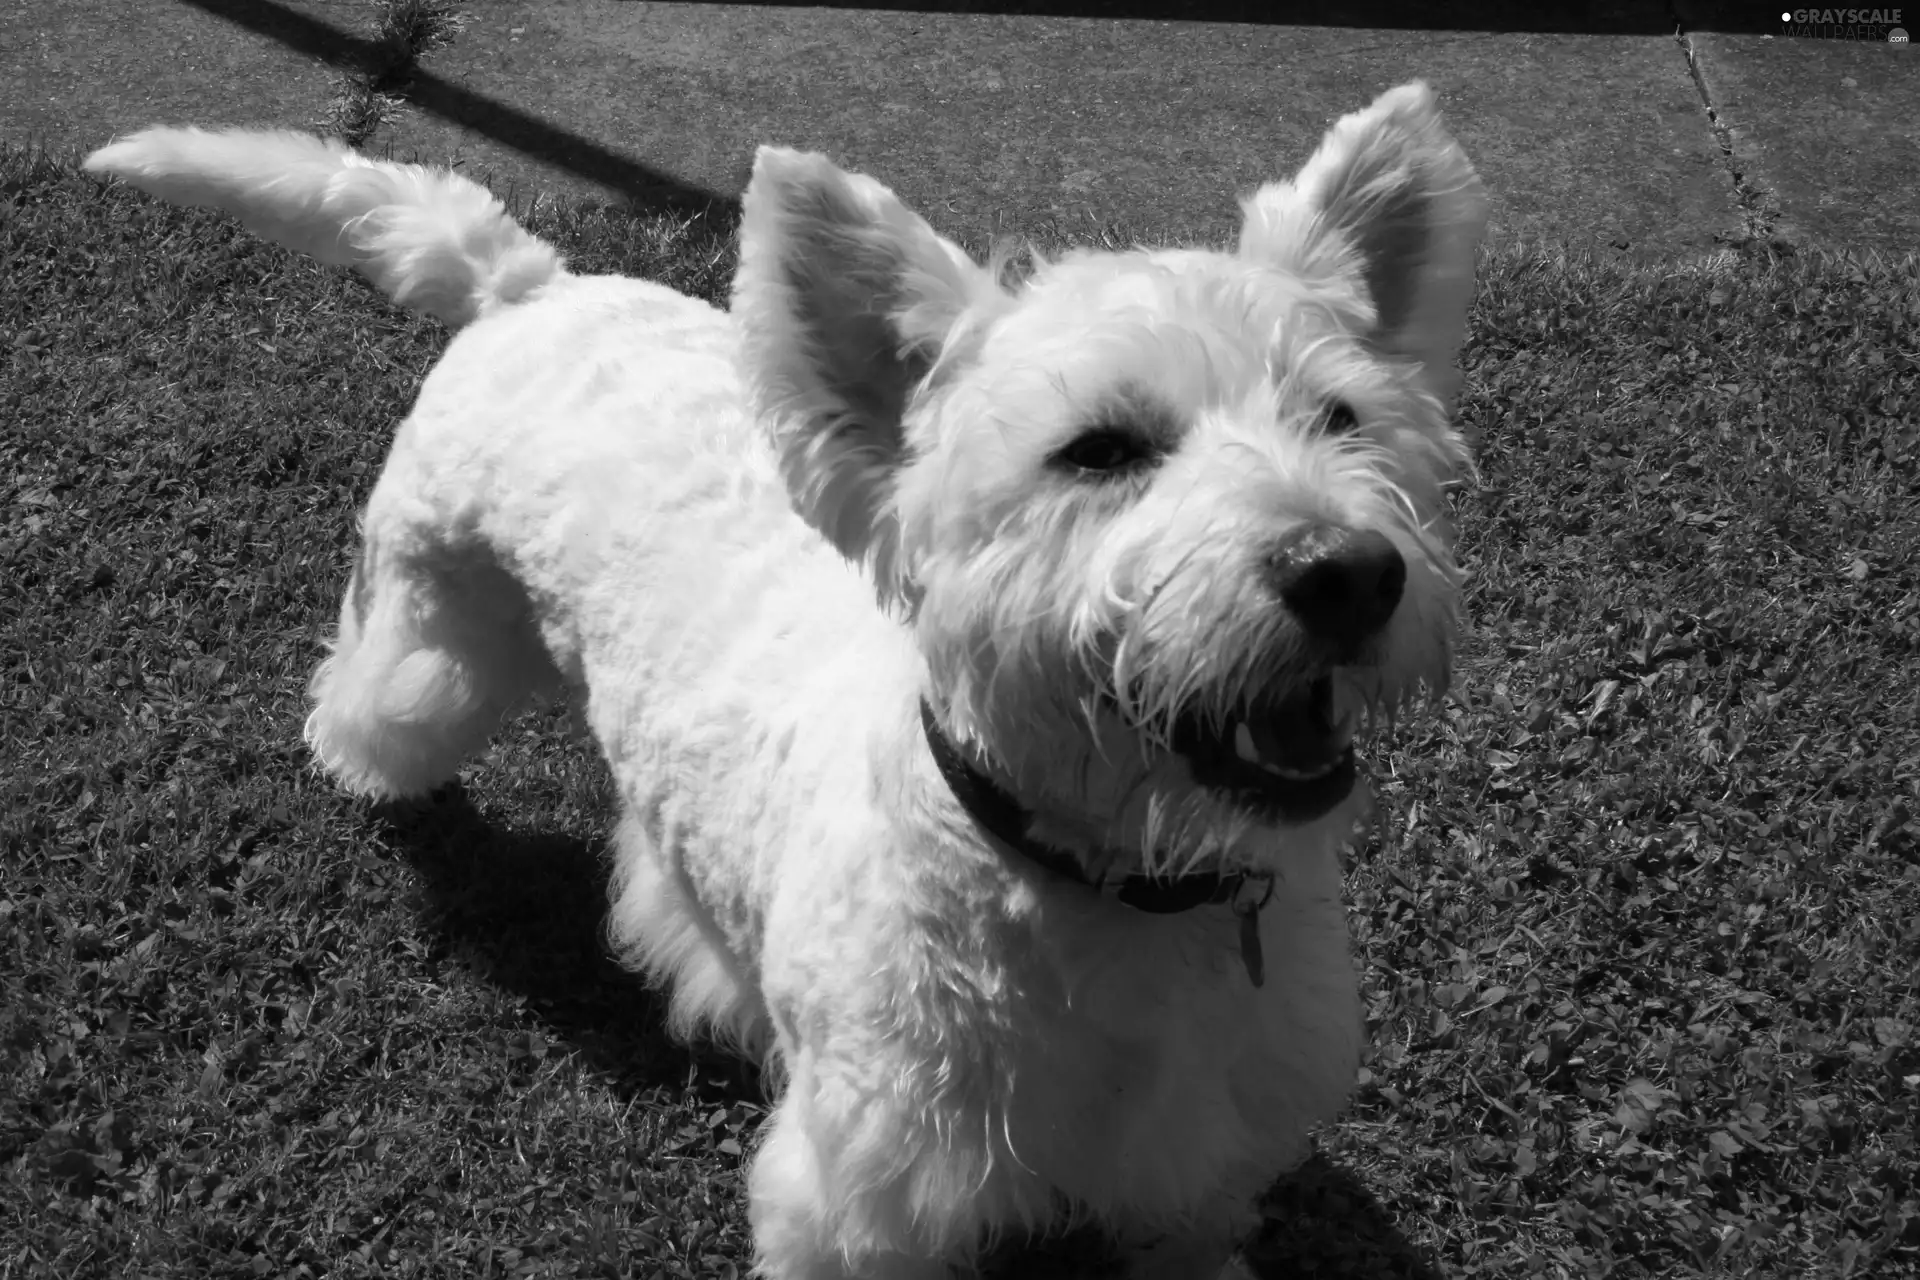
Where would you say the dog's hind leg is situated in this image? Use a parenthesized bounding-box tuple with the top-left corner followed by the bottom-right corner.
(607, 810, 771, 1053)
(305, 529, 560, 799)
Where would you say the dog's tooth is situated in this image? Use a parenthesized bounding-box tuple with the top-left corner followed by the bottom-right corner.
(1233, 721, 1262, 764)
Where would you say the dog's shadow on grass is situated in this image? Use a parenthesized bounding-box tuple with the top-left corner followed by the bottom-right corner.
(374, 786, 1438, 1279)
(371, 782, 760, 1104)
(975, 1149, 1439, 1280)
(1245, 1154, 1443, 1280)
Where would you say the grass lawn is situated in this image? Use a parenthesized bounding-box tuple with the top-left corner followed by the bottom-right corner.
(3, 143, 1918, 1279)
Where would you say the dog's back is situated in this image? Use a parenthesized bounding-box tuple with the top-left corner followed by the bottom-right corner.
(85, 127, 563, 329)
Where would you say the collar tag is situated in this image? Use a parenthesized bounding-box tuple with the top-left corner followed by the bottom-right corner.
(1232, 873, 1275, 988)
(1237, 907, 1265, 988)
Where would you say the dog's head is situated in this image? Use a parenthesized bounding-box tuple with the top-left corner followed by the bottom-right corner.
(734, 82, 1486, 875)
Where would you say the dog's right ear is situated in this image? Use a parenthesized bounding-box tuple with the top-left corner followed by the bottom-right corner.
(734, 147, 1002, 597)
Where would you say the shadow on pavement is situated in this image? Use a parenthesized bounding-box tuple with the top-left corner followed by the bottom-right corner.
(174, 0, 736, 215)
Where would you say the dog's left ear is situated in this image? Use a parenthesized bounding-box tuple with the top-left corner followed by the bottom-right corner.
(734, 147, 1002, 597)
(1239, 82, 1487, 399)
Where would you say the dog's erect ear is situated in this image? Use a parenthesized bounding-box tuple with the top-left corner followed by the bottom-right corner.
(1239, 82, 1487, 396)
(734, 147, 1001, 595)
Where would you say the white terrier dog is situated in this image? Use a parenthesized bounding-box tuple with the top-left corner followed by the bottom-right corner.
(87, 81, 1484, 1279)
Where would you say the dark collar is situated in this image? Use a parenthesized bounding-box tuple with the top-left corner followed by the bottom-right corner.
(918, 699, 1274, 985)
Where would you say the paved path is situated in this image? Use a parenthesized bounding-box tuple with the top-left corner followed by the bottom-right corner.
(5, 1, 1914, 257)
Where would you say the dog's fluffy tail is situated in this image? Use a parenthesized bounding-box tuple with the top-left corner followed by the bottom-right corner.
(84, 127, 564, 328)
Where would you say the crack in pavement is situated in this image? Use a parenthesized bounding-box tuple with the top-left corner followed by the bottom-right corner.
(1670, 10, 1789, 252)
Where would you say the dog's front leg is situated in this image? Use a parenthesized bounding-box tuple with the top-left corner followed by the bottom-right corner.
(747, 1088, 969, 1280)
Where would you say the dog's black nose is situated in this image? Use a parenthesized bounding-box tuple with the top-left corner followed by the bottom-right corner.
(1266, 526, 1406, 653)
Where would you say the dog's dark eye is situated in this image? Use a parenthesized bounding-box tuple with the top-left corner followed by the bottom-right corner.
(1324, 402, 1360, 435)
(1053, 426, 1159, 477)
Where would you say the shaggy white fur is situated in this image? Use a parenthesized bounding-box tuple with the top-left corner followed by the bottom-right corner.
(86, 82, 1485, 1280)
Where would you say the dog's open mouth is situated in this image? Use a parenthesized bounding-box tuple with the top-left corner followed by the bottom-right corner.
(1168, 675, 1358, 823)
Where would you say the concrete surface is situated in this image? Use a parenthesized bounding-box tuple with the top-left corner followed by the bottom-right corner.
(1684, 29, 1918, 251)
(370, 2, 1738, 255)
(0, 0, 364, 153)
(2, 0, 1914, 257)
